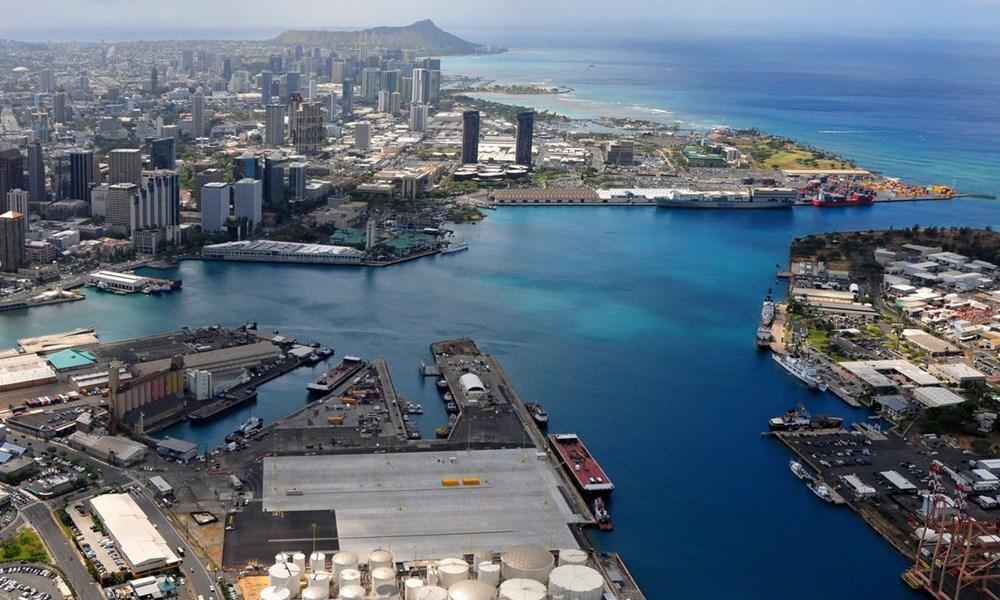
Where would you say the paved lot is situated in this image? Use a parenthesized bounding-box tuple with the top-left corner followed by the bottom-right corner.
(222, 504, 339, 569)
(21, 504, 102, 600)
(0, 563, 64, 600)
(261, 448, 584, 558)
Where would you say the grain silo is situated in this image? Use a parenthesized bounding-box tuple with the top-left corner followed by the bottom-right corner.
(292, 553, 307, 573)
(374, 584, 402, 600)
(338, 568, 361, 590)
(414, 586, 448, 600)
(498, 578, 546, 600)
(547, 565, 603, 600)
(499, 546, 554, 583)
(306, 571, 331, 600)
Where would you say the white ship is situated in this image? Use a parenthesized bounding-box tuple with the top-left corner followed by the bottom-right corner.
(440, 242, 469, 255)
(655, 188, 797, 209)
(809, 481, 835, 503)
(789, 459, 810, 480)
(772, 353, 827, 391)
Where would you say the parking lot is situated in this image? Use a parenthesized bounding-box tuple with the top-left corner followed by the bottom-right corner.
(0, 564, 64, 600)
(65, 505, 128, 578)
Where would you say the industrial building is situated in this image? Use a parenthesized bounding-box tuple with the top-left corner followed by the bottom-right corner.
(87, 270, 150, 293)
(840, 359, 941, 392)
(202, 241, 364, 265)
(156, 437, 198, 462)
(0, 353, 57, 392)
(67, 431, 148, 466)
(89, 493, 181, 575)
(912, 387, 967, 409)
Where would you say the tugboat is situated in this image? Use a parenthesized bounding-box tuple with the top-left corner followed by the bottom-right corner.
(525, 402, 549, 427)
(593, 497, 613, 531)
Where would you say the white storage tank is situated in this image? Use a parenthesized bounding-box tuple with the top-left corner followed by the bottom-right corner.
(447, 580, 496, 600)
(261, 586, 292, 600)
(498, 579, 546, 600)
(276, 553, 289, 565)
(425, 566, 439, 587)
(415, 586, 448, 600)
(369, 549, 395, 571)
(307, 572, 331, 599)
(557, 549, 588, 567)
(269, 562, 295, 591)
(374, 584, 401, 600)
(338, 585, 366, 600)
(332, 552, 359, 578)
(293, 552, 307, 573)
(338, 568, 361, 590)
(437, 558, 470, 588)
(302, 589, 325, 600)
(285, 563, 303, 597)
(371, 567, 397, 591)
(404, 578, 424, 600)
(477, 563, 500, 587)
(547, 565, 603, 600)
(310, 552, 326, 573)
(499, 547, 554, 584)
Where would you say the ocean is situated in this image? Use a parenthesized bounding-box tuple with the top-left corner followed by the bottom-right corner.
(3, 37, 1000, 599)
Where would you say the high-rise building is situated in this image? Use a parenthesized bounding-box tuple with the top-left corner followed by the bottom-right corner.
(401, 77, 413, 104)
(331, 60, 345, 83)
(182, 50, 194, 71)
(0, 149, 25, 211)
(412, 68, 428, 104)
(150, 67, 158, 94)
(38, 69, 54, 94)
(380, 70, 401, 95)
(193, 168, 224, 206)
(263, 156, 285, 207)
(264, 104, 285, 147)
(233, 178, 263, 229)
(269, 55, 282, 74)
(389, 92, 401, 116)
(360, 68, 380, 102)
(27, 142, 45, 203)
(516, 111, 535, 167)
(52, 92, 67, 123)
(222, 57, 232, 83)
(461, 110, 480, 164)
(341, 79, 354, 117)
(354, 122, 371, 151)
(409, 104, 429, 132)
(150, 138, 176, 170)
(105, 183, 139, 233)
(6, 190, 29, 239)
(288, 94, 324, 153)
(427, 70, 441, 105)
(68, 149, 96, 202)
(233, 155, 258, 180)
(326, 93, 338, 122)
(109, 148, 143, 186)
(377, 90, 391, 113)
(285, 72, 301, 98)
(288, 162, 307, 200)
(191, 94, 205, 138)
(0, 211, 25, 273)
(307, 79, 317, 101)
(200, 182, 230, 233)
(260, 71, 274, 105)
(135, 170, 181, 232)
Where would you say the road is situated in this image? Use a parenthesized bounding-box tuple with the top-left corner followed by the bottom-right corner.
(21, 504, 103, 600)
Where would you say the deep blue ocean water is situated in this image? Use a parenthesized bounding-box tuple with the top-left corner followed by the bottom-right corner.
(3, 38, 1000, 598)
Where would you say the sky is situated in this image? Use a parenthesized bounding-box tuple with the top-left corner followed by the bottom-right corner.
(2, 0, 1000, 42)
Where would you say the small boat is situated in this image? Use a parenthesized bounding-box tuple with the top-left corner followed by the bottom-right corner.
(436, 379, 449, 389)
(445, 401, 459, 413)
(789, 459, 810, 481)
(435, 425, 451, 439)
(809, 481, 835, 503)
(443, 392, 453, 402)
(525, 402, 549, 427)
(593, 497, 613, 531)
(440, 242, 469, 255)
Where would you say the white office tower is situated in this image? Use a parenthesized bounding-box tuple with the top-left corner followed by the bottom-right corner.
(377, 90, 391, 113)
(233, 178, 263, 229)
(354, 122, 371, 151)
(265, 104, 285, 146)
(200, 182, 230, 232)
(326, 93, 338, 122)
(307, 79, 317, 100)
(390, 92, 401, 116)
(409, 105, 429, 132)
(135, 170, 181, 231)
(411, 68, 427, 104)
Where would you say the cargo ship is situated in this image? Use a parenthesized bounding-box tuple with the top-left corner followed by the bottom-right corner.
(550, 433, 614, 494)
(306, 356, 364, 395)
(655, 188, 796, 209)
(811, 188, 876, 207)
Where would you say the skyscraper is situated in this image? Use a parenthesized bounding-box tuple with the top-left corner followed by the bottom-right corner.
(191, 94, 205, 138)
(427, 70, 441, 105)
(285, 72, 301, 98)
(27, 142, 45, 203)
(360, 68, 380, 102)
(69, 149, 97, 202)
(354, 122, 371, 151)
(150, 67, 158, 94)
(288, 162, 307, 200)
(105, 183, 139, 233)
(0, 211, 25, 273)
(461, 110, 480, 165)
(233, 155, 258, 181)
(222, 57, 232, 83)
(52, 92, 67, 123)
(341, 79, 354, 118)
(412, 68, 428, 104)
(516, 111, 535, 167)
(150, 138, 176, 170)
(0, 149, 25, 212)
(136, 170, 181, 232)
(269, 55, 282, 74)
(200, 182, 230, 232)
(326, 93, 338, 123)
(377, 90, 391, 113)
(409, 104, 429, 132)
(182, 50, 194, 71)
(288, 94, 324, 153)
(263, 156, 285, 207)
(109, 148, 143, 186)
(233, 178, 263, 229)
(260, 71, 274, 105)
(265, 104, 285, 147)
(38, 69, 54, 94)
(6, 190, 29, 239)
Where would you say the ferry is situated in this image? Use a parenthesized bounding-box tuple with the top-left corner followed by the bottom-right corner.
(549, 433, 615, 495)
(809, 481, 836, 503)
(440, 242, 469, 255)
(772, 353, 827, 391)
(790, 459, 810, 481)
(306, 356, 364, 395)
(525, 402, 549, 427)
(811, 188, 876, 207)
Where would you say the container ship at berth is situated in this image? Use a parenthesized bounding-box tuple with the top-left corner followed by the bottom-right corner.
(306, 356, 365, 395)
(811, 187, 876, 207)
(549, 433, 614, 530)
(654, 187, 798, 209)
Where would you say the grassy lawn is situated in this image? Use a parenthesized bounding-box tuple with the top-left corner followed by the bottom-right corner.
(0, 526, 50, 563)
(806, 326, 830, 350)
(738, 139, 852, 170)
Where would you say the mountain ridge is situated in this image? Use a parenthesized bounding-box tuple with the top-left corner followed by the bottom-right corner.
(274, 20, 497, 55)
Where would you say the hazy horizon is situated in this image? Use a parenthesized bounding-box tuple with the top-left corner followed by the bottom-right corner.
(2, 0, 1000, 43)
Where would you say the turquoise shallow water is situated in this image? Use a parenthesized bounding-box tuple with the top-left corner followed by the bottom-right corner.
(3, 200, 1000, 598)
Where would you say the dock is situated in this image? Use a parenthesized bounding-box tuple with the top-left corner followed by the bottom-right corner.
(189, 356, 305, 421)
